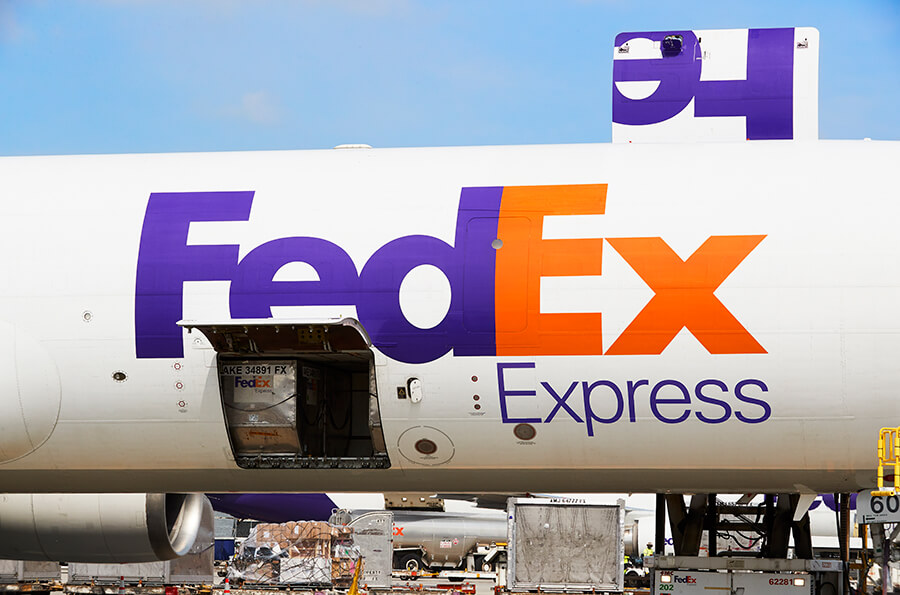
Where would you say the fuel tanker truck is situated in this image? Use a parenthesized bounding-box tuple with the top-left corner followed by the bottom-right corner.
(391, 509, 508, 573)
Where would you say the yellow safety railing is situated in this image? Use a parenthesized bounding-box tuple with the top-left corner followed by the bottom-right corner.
(874, 427, 900, 496)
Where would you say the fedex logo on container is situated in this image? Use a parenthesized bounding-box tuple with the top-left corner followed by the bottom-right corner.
(135, 186, 765, 364)
(234, 376, 272, 389)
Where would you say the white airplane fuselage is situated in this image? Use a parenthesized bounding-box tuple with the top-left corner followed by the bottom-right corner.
(0, 140, 896, 494)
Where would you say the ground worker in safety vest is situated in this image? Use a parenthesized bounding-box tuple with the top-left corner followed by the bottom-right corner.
(643, 542, 654, 558)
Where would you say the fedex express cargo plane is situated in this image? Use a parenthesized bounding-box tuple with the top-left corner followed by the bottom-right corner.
(0, 26, 897, 563)
(0, 139, 897, 497)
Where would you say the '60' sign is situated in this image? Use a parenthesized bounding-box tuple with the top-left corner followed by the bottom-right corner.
(857, 490, 900, 524)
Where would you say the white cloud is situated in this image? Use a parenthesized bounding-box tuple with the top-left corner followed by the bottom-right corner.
(221, 90, 283, 126)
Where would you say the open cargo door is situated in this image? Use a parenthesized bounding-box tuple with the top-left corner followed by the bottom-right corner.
(179, 318, 389, 470)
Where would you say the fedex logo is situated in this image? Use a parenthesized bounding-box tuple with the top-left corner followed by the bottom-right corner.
(673, 575, 697, 584)
(234, 376, 272, 389)
(135, 186, 765, 364)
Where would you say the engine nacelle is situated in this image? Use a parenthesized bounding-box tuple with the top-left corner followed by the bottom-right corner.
(0, 493, 206, 562)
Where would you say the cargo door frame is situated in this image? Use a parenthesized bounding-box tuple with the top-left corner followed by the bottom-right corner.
(179, 318, 389, 470)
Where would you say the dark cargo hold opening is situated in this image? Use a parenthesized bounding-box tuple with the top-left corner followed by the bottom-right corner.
(180, 319, 389, 470)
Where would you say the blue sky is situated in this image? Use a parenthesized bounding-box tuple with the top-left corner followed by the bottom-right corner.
(1, 0, 897, 155)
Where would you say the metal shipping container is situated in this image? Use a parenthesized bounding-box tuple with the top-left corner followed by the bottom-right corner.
(349, 511, 393, 590)
(0, 560, 60, 583)
(507, 498, 625, 592)
(219, 359, 300, 456)
(20, 561, 61, 581)
(0, 560, 19, 583)
(68, 562, 167, 585)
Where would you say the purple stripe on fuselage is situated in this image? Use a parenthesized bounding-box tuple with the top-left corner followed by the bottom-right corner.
(207, 493, 338, 523)
(810, 493, 857, 512)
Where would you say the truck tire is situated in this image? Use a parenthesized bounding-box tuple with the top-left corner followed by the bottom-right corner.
(399, 552, 423, 574)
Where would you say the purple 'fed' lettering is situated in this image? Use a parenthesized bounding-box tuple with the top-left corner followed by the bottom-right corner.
(134, 188, 503, 363)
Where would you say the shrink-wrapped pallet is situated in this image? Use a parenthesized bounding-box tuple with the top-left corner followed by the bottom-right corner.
(228, 520, 356, 586)
(280, 557, 331, 584)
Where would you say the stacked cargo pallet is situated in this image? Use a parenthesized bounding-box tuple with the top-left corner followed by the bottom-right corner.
(279, 521, 331, 585)
(229, 521, 357, 588)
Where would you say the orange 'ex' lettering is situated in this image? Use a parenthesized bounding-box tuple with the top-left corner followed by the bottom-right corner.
(605, 235, 766, 355)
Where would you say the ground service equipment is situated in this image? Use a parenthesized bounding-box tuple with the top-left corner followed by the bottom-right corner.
(507, 498, 625, 592)
(649, 556, 843, 595)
